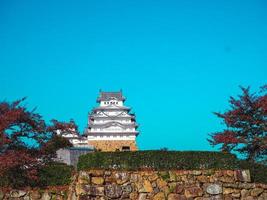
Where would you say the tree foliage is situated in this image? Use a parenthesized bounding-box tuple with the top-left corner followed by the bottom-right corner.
(208, 85, 267, 163)
(0, 98, 75, 187)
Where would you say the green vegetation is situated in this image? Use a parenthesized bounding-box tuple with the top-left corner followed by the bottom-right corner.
(0, 162, 73, 188)
(38, 162, 74, 187)
(77, 150, 267, 184)
(78, 150, 238, 170)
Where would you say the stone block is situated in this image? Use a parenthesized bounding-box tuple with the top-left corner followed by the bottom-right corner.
(206, 184, 222, 195)
(168, 193, 186, 200)
(114, 172, 129, 184)
(250, 188, 264, 197)
(184, 186, 203, 198)
(104, 184, 122, 199)
(91, 177, 104, 185)
(153, 192, 165, 200)
(10, 190, 27, 198)
(235, 170, 251, 182)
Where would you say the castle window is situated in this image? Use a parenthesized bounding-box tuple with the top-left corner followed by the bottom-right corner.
(122, 146, 130, 151)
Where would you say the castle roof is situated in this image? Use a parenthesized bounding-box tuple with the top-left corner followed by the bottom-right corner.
(97, 91, 126, 102)
(92, 105, 130, 111)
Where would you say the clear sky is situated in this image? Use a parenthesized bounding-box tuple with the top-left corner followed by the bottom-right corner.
(0, 0, 266, 151)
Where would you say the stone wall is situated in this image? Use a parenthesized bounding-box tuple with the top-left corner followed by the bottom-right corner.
(73, 169, 267, 200)
(88, 140, 138, 152)
(1, 169, 267, 200)
(0, 187, 69, 200)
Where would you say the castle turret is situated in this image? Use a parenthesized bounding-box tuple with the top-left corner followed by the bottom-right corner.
(86, 91, 139, 151)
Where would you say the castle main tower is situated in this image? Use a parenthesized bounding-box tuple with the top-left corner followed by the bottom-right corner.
(86, 91, 139, 151)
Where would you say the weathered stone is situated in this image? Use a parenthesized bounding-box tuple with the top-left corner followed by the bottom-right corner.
(223, 188, 235, 195)
(153, 187, 160, 194)
(89, 170, 104, 177)
(250, 188, 264, 197)
(105, 175, 117, 183)
(243, 196, 255, 200)
(41, 192, 51, 200)
(153, 192, 165, 200)
(234, 170, 251, 182)
(231, 192, 241, 198)
(219, 176, 234, 183)
(10, 190, 27, 198)
(115, 172, 129, 185)
(223, 183, 239, 188)
(241, 189, 250, 198)
(173, 184, 184, 194)
(136, 181, 145, 193)
(79, 194, 91, 200)
(168, 193, 186, 200)
(30, 191, 42, 200)
(209, 176, 217, 183)
(121, 192, 130, 199)
(70, 191, 77, 200)
(138, 193, 147, 200)
(130, 173, 141, 182)
(210, 195, 223, 200)
(259, 192, 267, 200)
(104, 170, 112, 176)
(242, 183, 256, 189)
(151, 181, 157, 188)
(223, 194, 233, 200)
(226, 170, 234, 177)
(242, 170, 251, 182)
(122, 184, 132, 194)
(197, 175, 209, 183)
(192, 170, 202, 176)
(81, 185, 104, 196)
(23, 195, 31, 200)
(169, 171, 177, 182)
(162, 185, 171, 196)
(129, 192, 138, 200)
(91, 177, 104, 185)
(199, 195, 223, 200)
(184, 187, 203, 198)
(156, 178, 167, 189)
(148, 173, 158, 182)
(206, 184, 222, 195)
(143, 180, 153, 193)
(104, 184, 122, 199)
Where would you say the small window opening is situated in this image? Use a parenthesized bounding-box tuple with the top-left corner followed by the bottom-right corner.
(122, 146, 130, 151)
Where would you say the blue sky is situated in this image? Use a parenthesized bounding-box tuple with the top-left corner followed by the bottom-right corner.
(0, 0, 266, 150)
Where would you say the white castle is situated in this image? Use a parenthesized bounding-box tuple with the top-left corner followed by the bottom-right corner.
(58, 91, 139, 152)
(85, 91, 139, 151)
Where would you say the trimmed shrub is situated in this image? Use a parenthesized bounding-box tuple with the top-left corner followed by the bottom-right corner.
(78, 150, 239, 170)
(37, 162, 74, 187)
(0, 162, 74, 188)
(78, 151, 267, 184)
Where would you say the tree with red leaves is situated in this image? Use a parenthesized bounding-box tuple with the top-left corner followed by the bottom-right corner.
(0, 98, 75, 187)
(208, 85, 267, 163)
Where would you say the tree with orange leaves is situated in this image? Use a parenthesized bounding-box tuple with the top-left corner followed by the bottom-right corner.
(208, 85, 267, 163)
(0, 98, 75, 187)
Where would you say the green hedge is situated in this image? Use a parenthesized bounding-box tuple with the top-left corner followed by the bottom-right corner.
(37, 162, 74, 187)
(0, 162, 73, 188)
(78, 151, 267, 184)
(78, 151, 239, 170)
